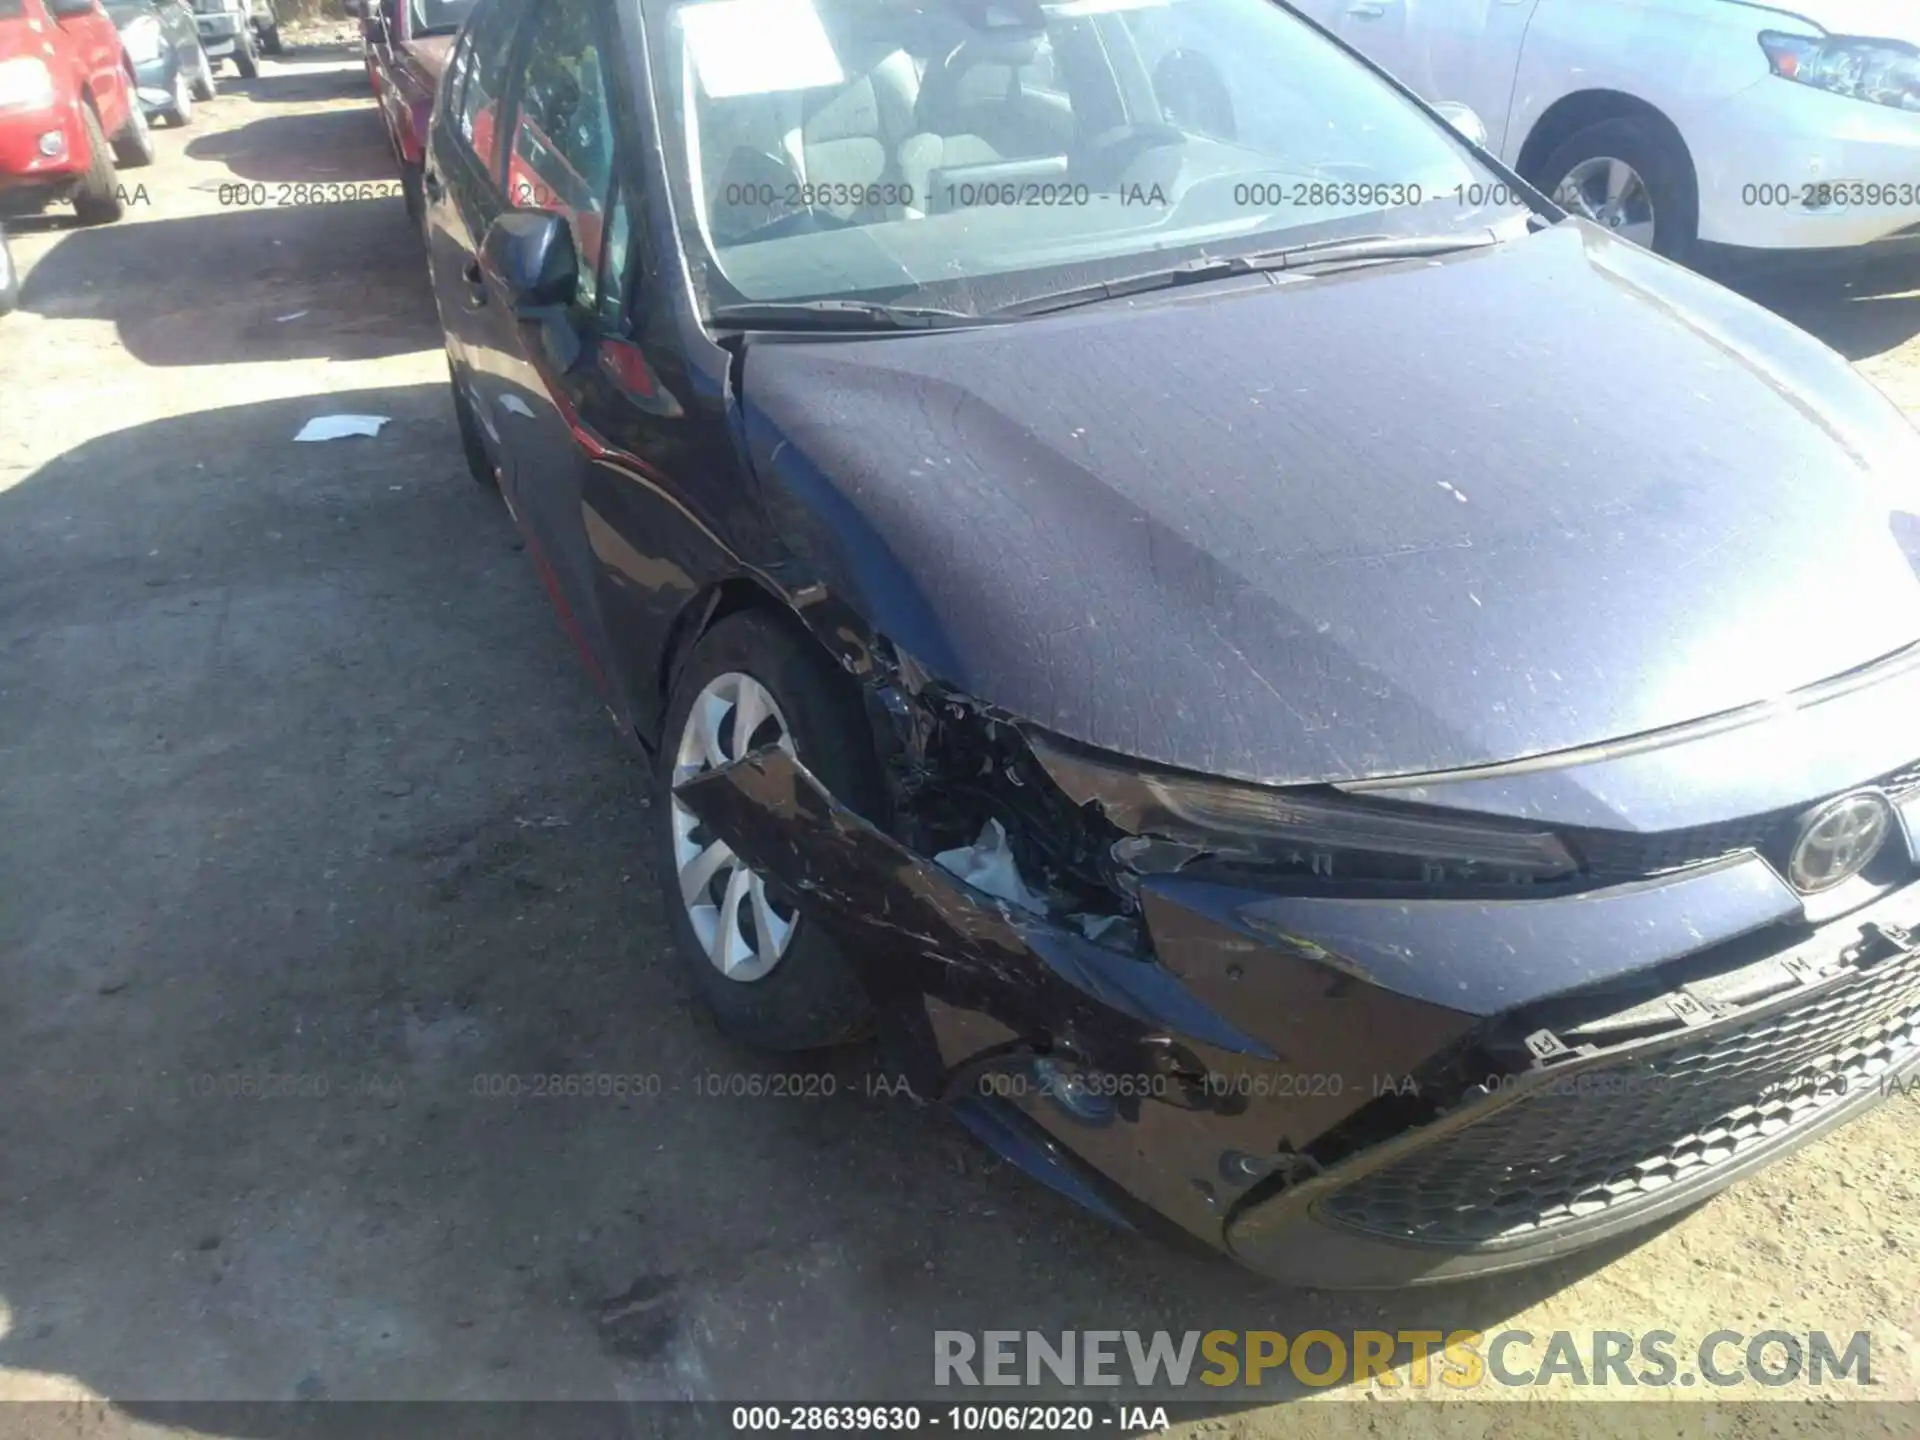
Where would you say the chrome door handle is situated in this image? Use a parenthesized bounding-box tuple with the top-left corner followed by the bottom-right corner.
(1347, 1, 1387, 14)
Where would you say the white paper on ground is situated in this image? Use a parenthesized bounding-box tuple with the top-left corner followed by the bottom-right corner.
(294, 415, 391, 442)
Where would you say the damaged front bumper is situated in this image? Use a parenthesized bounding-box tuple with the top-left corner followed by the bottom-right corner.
(675, 747, 1920, 1288)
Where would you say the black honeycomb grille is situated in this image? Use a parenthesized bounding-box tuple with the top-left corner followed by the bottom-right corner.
(1318, 947, 1920, 1247)
(1570, 813, 1788, 878)
(1566, 756, 1920, 880)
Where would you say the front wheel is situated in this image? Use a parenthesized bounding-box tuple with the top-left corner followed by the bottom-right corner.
(1534, 116, 1697, 261)
(165, 69, 194, 127)
(655, 612, 879, 1051)
(110, 96, 156, 168)
(234, 40, 259, 79)
(72, 103, 125, 225)
(447, 359, 497, 488)
(190, 46, 217, 101)
(0, 227, 19, 317)
(401, 161, 427, 245)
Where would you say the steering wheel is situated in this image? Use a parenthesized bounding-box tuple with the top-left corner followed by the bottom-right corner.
(1074, 122, 1186, 191)
(721, 206, 856, 247)
(1152, 49, 1237, 141)
(711, 146, 860, 246)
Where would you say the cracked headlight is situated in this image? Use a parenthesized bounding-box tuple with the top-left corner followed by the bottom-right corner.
(1026, 731, 1577, 885)
(1760, 32, 1920, 111)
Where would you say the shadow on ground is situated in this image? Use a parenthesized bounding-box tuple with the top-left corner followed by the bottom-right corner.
(211, 53, 378, 106)
(1714, 250, 1920, 363)
(184, 106, 394, 185)
(0, 388, 1630, 1419)
(15, 199, 438, 364)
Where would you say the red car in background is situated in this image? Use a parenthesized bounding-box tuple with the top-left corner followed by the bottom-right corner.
(348, 0, 474, 236)
(0, 0, 154, 225)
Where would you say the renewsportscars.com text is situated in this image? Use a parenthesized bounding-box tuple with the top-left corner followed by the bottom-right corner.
(933, 1328, 1873, 1390)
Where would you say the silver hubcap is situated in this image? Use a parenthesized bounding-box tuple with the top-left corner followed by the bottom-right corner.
(670, 672, 798, 982)
(1555, 156, 1656, 248)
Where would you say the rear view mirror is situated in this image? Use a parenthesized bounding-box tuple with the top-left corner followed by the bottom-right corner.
(1432, 101, 1489, 150)
(481, 210, 578, 314)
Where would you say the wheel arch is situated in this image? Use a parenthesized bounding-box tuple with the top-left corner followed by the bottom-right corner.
(74, 80, 106, 149)
(1514, 90, 1696, 195)
(654, 576, 854, 743)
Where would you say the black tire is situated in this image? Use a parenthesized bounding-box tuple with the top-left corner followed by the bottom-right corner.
(234, 39, 259, 79)
(655, 611, 880, 1051)
(165, 69, 194, 127)
(72, 103, 125, 226)
(0, 228, 19, 318)
(110, 92, 156, 167)
(448, 360, 497, 488)
(260, 23, 284, 55)
(1534, 115, 1697, 262)
(401, 160, 427, 244)
(190, 47, 217, 101)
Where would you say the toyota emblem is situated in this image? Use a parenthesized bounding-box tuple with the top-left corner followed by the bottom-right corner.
(1787, 791, 1894, 893)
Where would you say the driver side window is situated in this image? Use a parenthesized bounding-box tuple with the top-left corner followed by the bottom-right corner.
(449, 0, 524, 173)
(506, 0, 616, 312)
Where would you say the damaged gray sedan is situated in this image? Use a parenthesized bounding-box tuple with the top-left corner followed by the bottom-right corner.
(427, 0, 1920, 1285)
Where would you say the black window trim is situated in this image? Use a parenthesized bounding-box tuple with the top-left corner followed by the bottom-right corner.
(496, 0, 643, 328)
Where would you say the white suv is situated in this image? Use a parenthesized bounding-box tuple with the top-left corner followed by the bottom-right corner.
(1289, 0, 1920, 259)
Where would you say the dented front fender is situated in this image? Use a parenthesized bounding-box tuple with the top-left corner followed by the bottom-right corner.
(672, 747, 1479, 1252)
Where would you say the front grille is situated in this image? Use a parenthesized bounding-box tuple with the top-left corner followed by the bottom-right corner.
(1567, 755, 1920, 880)
(1571, 813, 1787, 878)
(1318, 945, 1920, 1247)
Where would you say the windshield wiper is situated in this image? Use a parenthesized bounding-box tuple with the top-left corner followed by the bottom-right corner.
(707, 299, 987, 331)
(997, 231, 1502, 318)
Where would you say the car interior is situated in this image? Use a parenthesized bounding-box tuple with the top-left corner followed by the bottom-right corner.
(679, 10, 1193, 247)
(653, 0, 1509, 306)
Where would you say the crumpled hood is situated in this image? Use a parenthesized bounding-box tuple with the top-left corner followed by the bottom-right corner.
(741, 223, 1920, 786)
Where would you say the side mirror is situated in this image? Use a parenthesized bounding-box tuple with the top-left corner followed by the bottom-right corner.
(1431, 101, 1489, 150)
(481, 209, 578, 312)
(481, 210, 584, 370)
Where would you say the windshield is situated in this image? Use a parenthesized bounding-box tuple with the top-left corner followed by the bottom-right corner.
(643, 0, 1529, 318)
(410, 0, 477, 36)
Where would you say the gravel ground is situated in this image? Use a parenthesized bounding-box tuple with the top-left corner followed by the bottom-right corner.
(1, 45, 1917, 1437)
